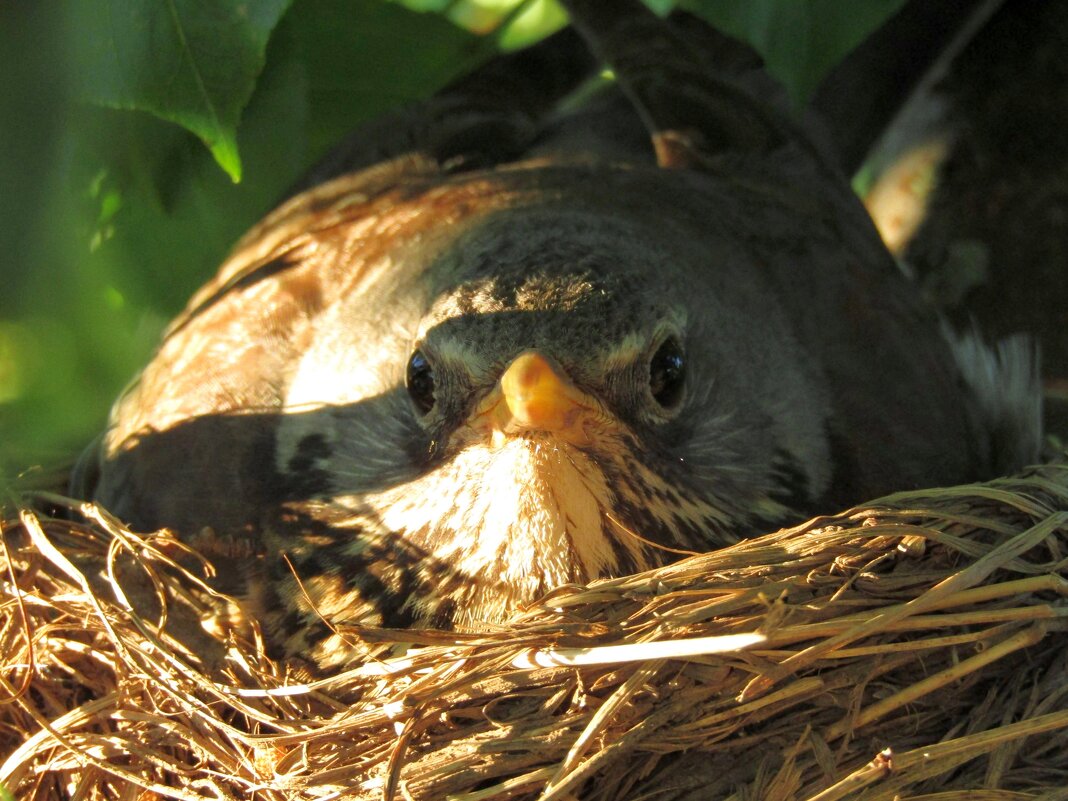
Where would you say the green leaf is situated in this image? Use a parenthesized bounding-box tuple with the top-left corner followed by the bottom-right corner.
(683, 0, 906, 104)
(70, 0, 294, 182)
(290, 0, 492, 157)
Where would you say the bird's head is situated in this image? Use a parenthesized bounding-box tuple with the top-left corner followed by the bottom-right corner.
(266, 167, 832, 630)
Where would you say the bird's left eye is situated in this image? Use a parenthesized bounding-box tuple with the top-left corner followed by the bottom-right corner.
(649, 337, 685, 409)
(406, 350, 436, 415)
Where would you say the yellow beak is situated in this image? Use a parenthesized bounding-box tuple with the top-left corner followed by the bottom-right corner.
(475, 350, 595, 444)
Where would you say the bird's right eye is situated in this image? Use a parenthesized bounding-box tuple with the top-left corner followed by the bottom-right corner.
(648, 336, 686, 409)
(406, 350, 436, 415)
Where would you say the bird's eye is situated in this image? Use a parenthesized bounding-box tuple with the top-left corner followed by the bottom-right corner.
(649, 337, 685, 409)
(406, 350, 436, 415)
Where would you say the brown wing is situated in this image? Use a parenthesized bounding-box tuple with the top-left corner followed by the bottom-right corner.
(80, 28, 602, 526)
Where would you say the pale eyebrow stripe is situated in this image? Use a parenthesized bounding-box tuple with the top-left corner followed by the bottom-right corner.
(600, 332, 647, 372)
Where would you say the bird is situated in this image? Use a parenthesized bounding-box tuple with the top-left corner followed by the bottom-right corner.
(74, 0, 1040, 667)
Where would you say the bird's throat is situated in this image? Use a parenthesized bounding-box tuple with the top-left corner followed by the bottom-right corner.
(359, 436, 654, 626)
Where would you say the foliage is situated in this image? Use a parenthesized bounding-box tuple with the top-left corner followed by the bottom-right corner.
(69, 0, 294, 182)
(0, 0, 904, 478)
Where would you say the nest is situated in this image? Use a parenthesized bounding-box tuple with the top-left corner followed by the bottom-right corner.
(2, 463, 1068, 800)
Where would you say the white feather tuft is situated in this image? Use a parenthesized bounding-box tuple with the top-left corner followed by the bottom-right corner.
(944, 325, 1042, 474)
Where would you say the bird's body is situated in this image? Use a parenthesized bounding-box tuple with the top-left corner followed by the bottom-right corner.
(80, 3, 1039, 666)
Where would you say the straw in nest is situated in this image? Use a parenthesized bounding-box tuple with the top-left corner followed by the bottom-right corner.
(2, 461, 1068, 800)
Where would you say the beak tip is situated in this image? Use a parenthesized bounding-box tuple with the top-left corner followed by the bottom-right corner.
(498, 350, 583, 434)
